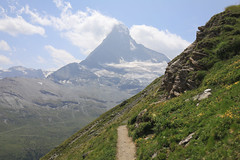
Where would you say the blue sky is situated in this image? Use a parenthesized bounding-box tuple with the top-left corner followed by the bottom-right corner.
(0, 0, 239, 70)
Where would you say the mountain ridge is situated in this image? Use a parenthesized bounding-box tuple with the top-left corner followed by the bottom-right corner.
(0, 66, 47, 79)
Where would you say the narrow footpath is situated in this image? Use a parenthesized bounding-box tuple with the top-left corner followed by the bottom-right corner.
(117, 125, 136, 160)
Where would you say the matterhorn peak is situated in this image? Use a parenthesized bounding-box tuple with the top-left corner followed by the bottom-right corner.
(80, 22, 169, 69)
(111, 23, 129, 35)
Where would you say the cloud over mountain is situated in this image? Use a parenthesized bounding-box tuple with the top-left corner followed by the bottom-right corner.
(0, 0, 192, 70)
(24, 3, 120, 55)
(44, 45, 80, 67)
(22, 1, 190, 58)
(130, 25, 191, 59)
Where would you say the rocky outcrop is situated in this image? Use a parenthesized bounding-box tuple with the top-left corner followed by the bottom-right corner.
(160, 10, 229, 98)
(161, 39, 210, 98)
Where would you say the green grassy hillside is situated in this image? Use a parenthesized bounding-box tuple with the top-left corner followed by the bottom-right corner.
(41, 5, 240, 160)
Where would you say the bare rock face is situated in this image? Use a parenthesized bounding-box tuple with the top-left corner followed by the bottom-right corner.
(160, 11, 225, 98)
(161, 40, 207, 98)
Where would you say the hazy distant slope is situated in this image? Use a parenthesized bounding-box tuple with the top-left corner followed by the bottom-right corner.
(0, 77, 129, 160)
(0, 66, 45, 79)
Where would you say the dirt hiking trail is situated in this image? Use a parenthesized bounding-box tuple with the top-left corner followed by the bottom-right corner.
(117, 125, 136, 160)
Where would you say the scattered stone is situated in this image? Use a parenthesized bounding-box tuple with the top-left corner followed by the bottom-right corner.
(82, 151, 93, 159)
(136, 109, 147, 122)
(204, 88, 211, 93)
(144, 134, 154, 140)
(193, 94, 199, 101)
(198, 92, 211, 101)
(82, 153, 88, 159)
(193, 89, 212, 101)
(135, 109, 148, 128)
(152, 152, 157, 159)
(179, 132, 195, 146)
(144, 137, 149, 140)
(150, 101, 163, 106)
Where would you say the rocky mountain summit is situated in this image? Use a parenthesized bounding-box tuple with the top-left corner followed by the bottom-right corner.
(80, 24, 169, 68)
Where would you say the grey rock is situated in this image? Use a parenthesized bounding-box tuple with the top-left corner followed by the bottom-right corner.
(204, 88, 211, 93)
(198, 92, 212, 100)
(160, 13, 222, 98)
(179, 132, 195, 146)
(193, 89, 212, 101)
(152, 152, 157, 159)
(135, 109, 148, 128)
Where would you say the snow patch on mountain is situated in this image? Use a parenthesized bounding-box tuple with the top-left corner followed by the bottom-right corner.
(43, 71, 54, 78)
(106, 60, 167, 73)
(94, 69, 119, 78)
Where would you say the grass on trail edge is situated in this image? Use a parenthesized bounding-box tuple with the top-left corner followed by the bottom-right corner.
(128, 55, 240, 160)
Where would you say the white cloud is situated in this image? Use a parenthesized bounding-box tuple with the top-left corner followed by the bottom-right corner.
(24, 5, 52, 26)
(0, 40, 11, 51)
(44, 45, 80, 67)
(130, 25, 191, 59)
(0, 54, 12, 65)
(53, 0, 64, 9)
(24, 3, 120, 55)
(53, 0, 72, 11)
(51, 7, 119, 55)
(37, 56, 46, 64)
(0, 15, 45, 36)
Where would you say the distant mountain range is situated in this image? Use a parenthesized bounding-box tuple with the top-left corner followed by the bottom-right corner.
(1, 24, 169, 94)
(0, 66, 51, 79)
(0, 24, 169, 160)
